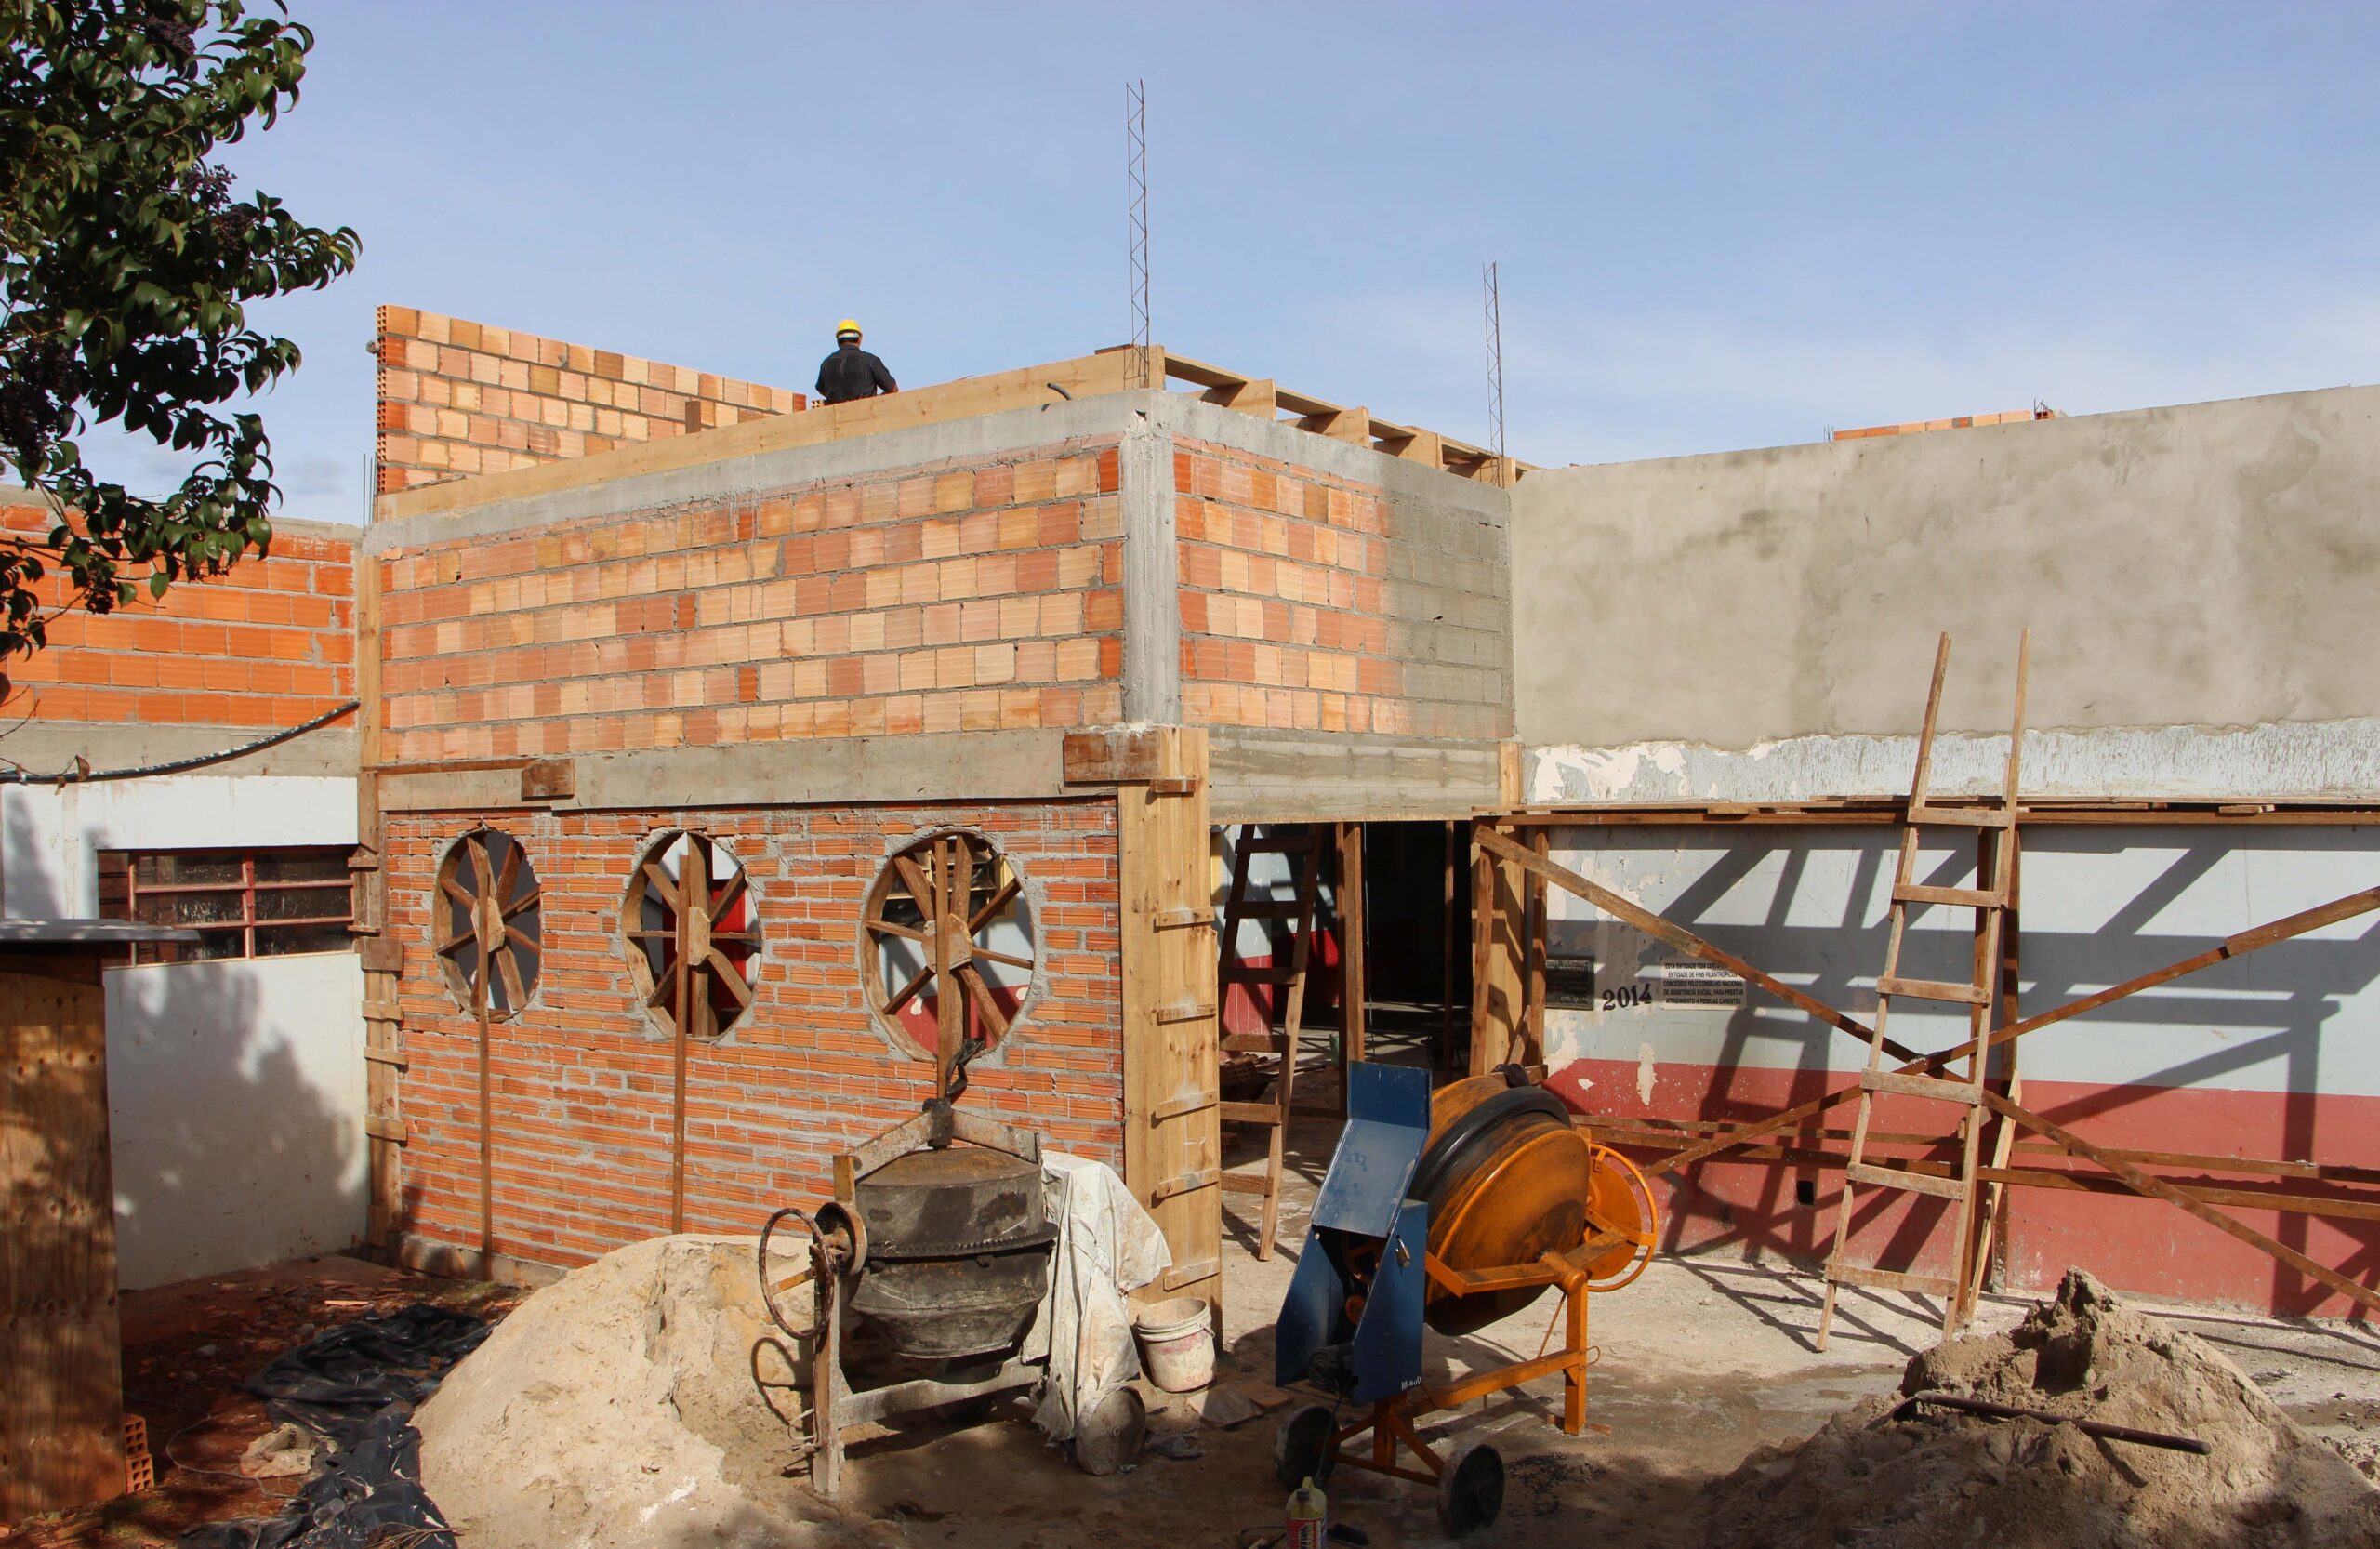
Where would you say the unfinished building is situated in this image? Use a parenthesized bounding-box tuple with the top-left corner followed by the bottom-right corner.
(20, 300, 2369, 1341)
(333, 303, 2379, 1330)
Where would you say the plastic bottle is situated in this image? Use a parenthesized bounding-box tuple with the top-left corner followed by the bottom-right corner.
(1286, 1476, 1327, 1549)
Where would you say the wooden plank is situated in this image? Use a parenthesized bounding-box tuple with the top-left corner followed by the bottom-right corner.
(1338, 822, 1367, 1080)
(1150, 1166, 1222, 1203)
(1980, 1092, 2380, 1315)
(362, 1046, 409, 1068)
(1846, 1160, 1969, 1199)
(364, 1115, 410, 1144)
(520, 758, 575, 801)
(1117, 728, 1222, 1324)
(1824, 1262, 1957, 1296)
(1063, 726, 1173, 785)
(1877, 974, 1991, 1006)
(1, 960, 126, 1519)
(1148, 1092, 1216, 1124)
(1220, 1100, 1284, 1125)
(1895, 882, 2005, 908)
(1861, 1069, 1982, 1103)
(1202, 377, 1277, 417)
(353, 544, 403, 1259)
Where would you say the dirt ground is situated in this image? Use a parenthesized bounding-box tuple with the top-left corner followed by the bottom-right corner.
(9, 1113, 2378, 1549)
(2, 1256, 522, 1549)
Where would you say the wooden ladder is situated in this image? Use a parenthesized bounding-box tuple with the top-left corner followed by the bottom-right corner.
(1216, 825, 1324, 1261)
(1817, 630, 2029, 1351)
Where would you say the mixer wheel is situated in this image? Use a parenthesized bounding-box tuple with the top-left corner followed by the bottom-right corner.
(1436, 1440, 1504, 1536)
(1274, 1403, 1340, 1491)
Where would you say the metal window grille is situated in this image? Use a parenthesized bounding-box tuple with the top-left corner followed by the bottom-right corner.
(98, 848, 355, 964)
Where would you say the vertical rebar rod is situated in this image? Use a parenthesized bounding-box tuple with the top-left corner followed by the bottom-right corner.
(1127, 80, 1150, 390)
(1483, 260, 1505, 466)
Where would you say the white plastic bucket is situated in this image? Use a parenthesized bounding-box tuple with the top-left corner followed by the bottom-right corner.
(1132, 1296, 1216, 1393)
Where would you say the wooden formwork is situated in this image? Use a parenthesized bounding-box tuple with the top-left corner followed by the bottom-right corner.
(1463, 814, 2380, 1319)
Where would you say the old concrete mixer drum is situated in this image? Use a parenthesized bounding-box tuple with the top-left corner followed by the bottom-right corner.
(844, 1145, 1056, 1360)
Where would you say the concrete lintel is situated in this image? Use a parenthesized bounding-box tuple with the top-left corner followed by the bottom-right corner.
(562, 729, 1074, 813)
(0, 717, 360, 779)
(376, 765, 529, 812)
(1209, 727, 1504, 824)
(363, 393, 1147, 556)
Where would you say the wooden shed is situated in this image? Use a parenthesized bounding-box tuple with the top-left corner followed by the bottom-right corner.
(1, 920, 194, 1523)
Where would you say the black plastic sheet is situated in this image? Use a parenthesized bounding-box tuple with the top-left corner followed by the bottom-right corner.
(179, 1304, 489, 1549)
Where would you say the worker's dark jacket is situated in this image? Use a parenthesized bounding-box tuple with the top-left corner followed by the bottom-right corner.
(815, 345, 896, 404)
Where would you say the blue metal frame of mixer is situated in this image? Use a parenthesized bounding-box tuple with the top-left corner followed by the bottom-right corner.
(1274, 1061, 1434, 1405)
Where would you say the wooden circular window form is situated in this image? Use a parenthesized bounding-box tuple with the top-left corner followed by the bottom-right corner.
(625, 832, 760, 1041)
(434, 829, 543, 1019)
(861, 831, 1035, 1061)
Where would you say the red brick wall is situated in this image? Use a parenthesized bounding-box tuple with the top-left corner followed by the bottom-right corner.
(377, 438, 1125, 763)
(386, 799, 1120, 1270)
(1174, 435, 1502, 740)
(0, 501, 353, 727)
(373, 306, 805, 495)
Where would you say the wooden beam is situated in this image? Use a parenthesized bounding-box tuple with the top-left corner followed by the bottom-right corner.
(1118, 728, 1222, 1323)
(1201, 377, 1277, 417)
(1980, 1091, 2380, 1315)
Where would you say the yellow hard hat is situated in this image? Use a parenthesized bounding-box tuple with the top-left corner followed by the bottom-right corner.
(835, 319, 863, 339)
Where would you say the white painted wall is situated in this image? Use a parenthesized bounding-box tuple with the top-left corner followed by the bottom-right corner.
(0, 772, 365, 1288)
(0, 774, 356, 916)
(1542, 825, 2380, 1098)
(106, 953, 367, 1288)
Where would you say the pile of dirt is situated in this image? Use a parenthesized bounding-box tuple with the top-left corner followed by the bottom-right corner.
(1695, 1270, 2380, 1549)
(416, 1236, 893, 1549)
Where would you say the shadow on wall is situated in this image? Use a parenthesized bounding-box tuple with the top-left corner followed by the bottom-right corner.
(2, 797, 366, 1290)
(1546, 827, 2380, 1314)
(104, 959, 364, 1290)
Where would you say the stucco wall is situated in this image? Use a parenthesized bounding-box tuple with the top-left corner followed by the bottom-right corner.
(1513, 384, 2380, 768)
(106, 954, 367, 1288)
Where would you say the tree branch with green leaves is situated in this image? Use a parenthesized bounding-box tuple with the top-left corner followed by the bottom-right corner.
(0, 0, 356, 698)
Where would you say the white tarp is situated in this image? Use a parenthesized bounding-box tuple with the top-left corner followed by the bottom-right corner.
(1020, 1150, 1173, 1440)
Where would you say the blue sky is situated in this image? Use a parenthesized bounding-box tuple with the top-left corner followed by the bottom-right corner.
(100, 2, 2380, 522)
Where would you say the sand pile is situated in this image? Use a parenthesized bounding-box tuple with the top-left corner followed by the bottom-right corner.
(1697, 1270, 2380, 1549)
(417, 1235, 894, 1549)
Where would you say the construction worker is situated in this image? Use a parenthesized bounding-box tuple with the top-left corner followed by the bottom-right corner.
(815, 320, 897, 405)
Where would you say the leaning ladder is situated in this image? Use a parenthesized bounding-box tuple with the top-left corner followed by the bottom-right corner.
(1216, 826, 1324, 1261)
(1817, 630, 2030, 1350)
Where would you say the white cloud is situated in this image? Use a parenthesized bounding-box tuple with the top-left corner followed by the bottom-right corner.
(1328, 287, 2380, 468)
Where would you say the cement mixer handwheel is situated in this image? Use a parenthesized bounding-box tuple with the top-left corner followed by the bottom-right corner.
(757, 1207, 831, 1342)
(1436, 1440, 1504, 1536)
(1584, 1143, 1660, 1292)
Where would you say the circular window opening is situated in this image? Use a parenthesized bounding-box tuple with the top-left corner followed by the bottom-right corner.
(861, 830, 1036, 1061)
(624, 831, 760, 1040)
(434, 828, 543, 1019)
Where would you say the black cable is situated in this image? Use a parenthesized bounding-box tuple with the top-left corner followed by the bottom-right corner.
(0, 698, 359, 784)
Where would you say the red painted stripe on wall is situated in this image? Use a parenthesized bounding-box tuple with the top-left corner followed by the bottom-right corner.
(1550, 1055, 2380, 1318)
